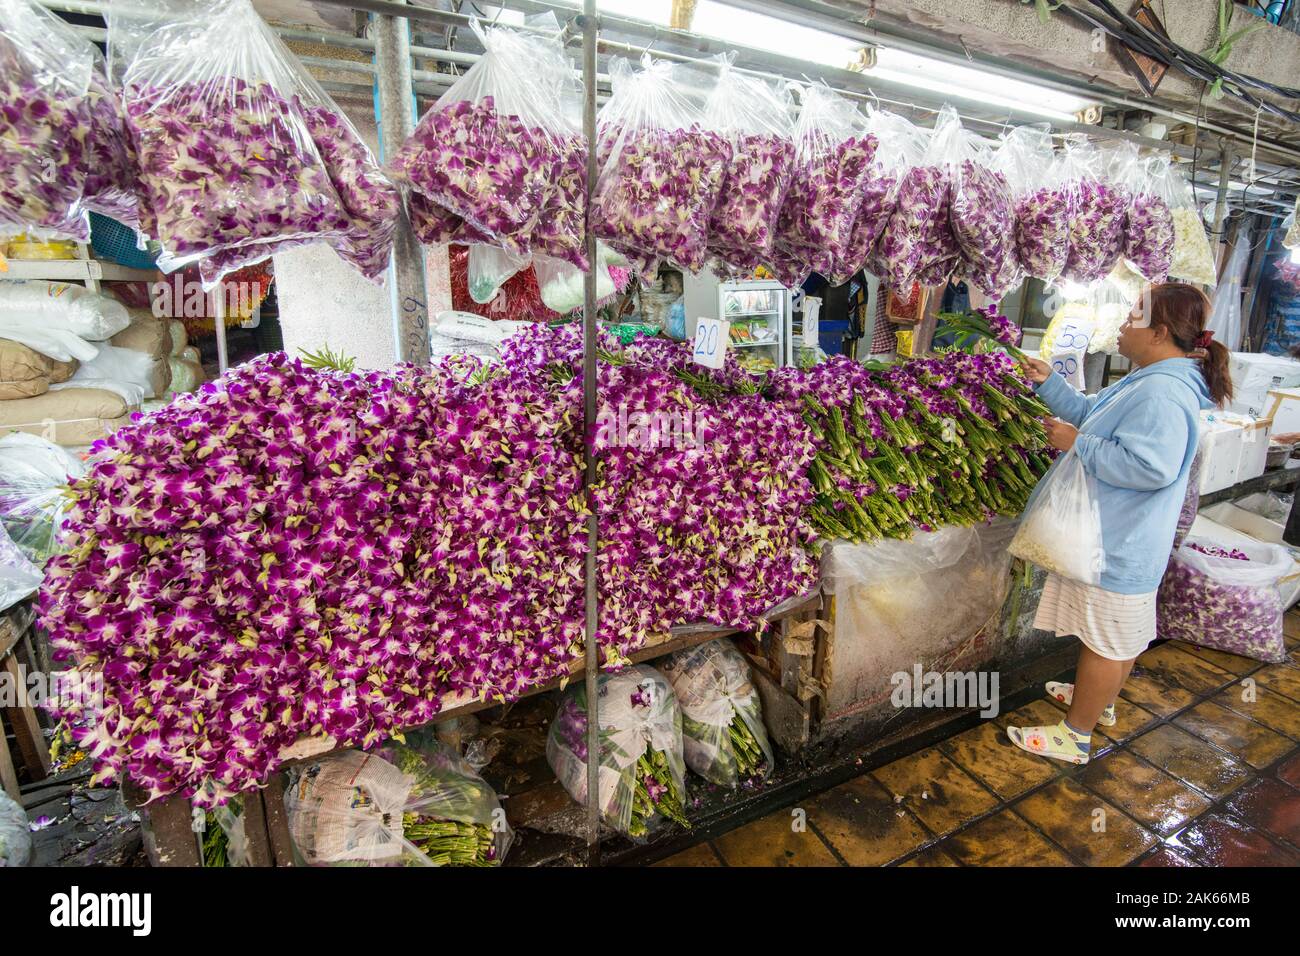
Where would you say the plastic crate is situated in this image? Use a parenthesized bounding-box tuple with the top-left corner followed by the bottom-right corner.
(89, 212, 158, 270)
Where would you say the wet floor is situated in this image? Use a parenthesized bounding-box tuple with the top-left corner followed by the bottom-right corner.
(656, 615, 1300, 867)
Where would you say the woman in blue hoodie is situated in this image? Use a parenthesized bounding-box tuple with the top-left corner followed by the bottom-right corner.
(1007, 284, 1233, 765)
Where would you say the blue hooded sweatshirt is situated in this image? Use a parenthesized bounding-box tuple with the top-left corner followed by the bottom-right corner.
(1031, 357, 1214, 594)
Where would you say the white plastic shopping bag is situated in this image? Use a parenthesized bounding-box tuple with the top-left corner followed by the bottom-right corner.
(1008, 447, 1105, 585)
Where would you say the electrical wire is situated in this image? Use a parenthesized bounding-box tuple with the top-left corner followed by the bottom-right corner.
(1058, 0, 1300, 126)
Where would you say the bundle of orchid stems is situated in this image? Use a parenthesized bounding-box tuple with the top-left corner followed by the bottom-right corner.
(630, 749, 692, 838)
(767, 329, 1052, 543)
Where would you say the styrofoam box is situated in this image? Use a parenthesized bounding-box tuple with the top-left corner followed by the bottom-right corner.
(1218, 412, 1271, 483)
(1228, 352, 1300, 417)
(1197, 412, 1244, 494)
(1264, 388, 1300, 436)
(1194, 509, 1300, 609)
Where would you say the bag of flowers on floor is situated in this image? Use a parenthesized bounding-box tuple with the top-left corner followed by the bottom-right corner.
(285, 735, 512, 867)
(661, 639, 774, 787)
(1158, 535, 1294, 663)
(547, 665, 690, 838)
(0, 792, 31, 867)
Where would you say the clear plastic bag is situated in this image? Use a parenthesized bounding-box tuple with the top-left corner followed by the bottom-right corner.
(661, 639, 774, 787)
(1008, 448, 1105, 584)
(546, 665, 689, 839)
(1157, 159, 1217, 286)
(1122, 154, 1175, 282)
(0, 792, 31, 867)
(1158, 534, 1293, 663)
(994, 124, 1069, 283)
(0, 0, 94, 241)
(950, 116, 1019, 298)
(876, 108, 963, 291)
(1284, 197, 1299, 251)
(1059, 138, 1128, 285)
(0, 431, 86, 568)
(79, 50, 142, 232)
(771, 84, 875, 285)
(830, 109, 922, 285)
(820, 521, 1016, 720)
(592, 55, 731, 273)
(696, 56, 796, 272)
(534, 251, 619, 314)
(285, 736, 513, 867)
(467, 244, 530, 305)
(109, 0, 366, 288)
(0, 521, 41, 612)
(394, 16, 586, 268)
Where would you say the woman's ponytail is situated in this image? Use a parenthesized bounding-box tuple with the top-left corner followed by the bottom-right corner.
(1198, 339, 1233, 407)
(1147, 283, 1234, 408)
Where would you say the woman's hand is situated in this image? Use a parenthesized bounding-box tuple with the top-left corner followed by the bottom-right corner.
(1043, 417, 1078, 452)
(1021, 356, 1052, 385)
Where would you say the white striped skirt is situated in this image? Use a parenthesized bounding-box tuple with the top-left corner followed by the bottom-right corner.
(1033, 572, 1158, 662)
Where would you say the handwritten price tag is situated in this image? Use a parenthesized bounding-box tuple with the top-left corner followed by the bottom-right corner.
(693, 316, 730, 370)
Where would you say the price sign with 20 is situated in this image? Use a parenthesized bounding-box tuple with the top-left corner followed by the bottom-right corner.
(693, 317, 730, 370)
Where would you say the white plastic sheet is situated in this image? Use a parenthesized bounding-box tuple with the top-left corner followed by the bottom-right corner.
(820, 520, 1016, 719)
(1207, 221, 1252, 350)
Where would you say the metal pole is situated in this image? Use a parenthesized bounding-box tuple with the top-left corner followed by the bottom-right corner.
(580, 0, 602, 867)
(372, 0, 431, 366)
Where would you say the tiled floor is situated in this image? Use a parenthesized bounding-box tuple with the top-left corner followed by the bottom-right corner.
(656, 614, 1300, 867)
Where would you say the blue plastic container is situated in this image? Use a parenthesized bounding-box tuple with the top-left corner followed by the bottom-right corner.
(89, 212, 158, 270)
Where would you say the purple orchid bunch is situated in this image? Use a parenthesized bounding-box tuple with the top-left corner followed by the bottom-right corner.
(706, 132, 796, 272)
(40, 353, 591, 805)
(593, 123, 732, 272)
(0, 40, 93, 240)
(124, 77, 356, 284)
(772, 132, 878, 285)
(1012, 186, 1070, 282)
(394, 97, 588, 269)
(980, 306, 1024, 349)
(951, 159, 1019, 297)
(770, 351, 1049, 542)
(876, 164, 960, 291)
(1123, 189, 1175, 282)
(1061, 176, 1128, 284)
